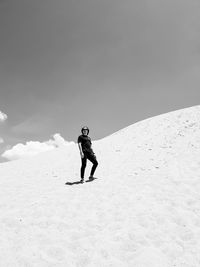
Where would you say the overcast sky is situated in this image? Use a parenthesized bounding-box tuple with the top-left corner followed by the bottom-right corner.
(0, 0, 200, 161)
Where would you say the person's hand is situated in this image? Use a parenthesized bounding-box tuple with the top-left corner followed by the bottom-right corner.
(80, 152, 84, 158)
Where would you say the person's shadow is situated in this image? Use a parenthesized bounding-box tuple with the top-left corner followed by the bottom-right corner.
(65, 178, 97, 185)
(65, 181, 82, 185)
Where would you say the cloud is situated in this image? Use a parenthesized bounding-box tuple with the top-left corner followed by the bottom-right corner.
(2, 133, 74, 161)
(0, 111, 7, 122)
(46, 133, 70, 147)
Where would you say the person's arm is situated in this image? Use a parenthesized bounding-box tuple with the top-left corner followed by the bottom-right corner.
(88, 137, 95, 154)
(78, 142, 84, 158)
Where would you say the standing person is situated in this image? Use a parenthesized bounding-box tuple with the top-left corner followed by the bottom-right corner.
(78, 126, 98, 183)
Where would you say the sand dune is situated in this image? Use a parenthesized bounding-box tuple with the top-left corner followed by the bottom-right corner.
(1, 105, 200, 266)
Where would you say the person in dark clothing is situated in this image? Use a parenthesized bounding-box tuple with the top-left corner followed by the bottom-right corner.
(78, 126, 98, 183)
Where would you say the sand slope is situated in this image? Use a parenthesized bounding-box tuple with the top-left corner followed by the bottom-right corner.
(1, 106, 200, 266)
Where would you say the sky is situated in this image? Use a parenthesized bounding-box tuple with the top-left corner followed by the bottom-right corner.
(0, 0, 200, 161)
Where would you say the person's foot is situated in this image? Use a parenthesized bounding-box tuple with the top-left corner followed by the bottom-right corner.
(88, 176, 96, 180)
(80, 178, 84, 183)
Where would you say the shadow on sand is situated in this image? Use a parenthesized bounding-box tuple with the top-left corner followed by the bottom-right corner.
(65, 181, 82, 185)
(65, 178, 97, 186)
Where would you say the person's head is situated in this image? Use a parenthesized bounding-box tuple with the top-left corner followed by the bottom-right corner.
(81, 126, 89, 136)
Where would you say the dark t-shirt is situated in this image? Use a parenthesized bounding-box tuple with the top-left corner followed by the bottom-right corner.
(78, 135, 93, 153)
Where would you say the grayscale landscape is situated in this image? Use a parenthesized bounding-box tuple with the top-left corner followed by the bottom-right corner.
(0, 106, 200, 266)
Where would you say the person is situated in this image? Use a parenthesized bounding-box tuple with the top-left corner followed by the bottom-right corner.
(77, 126, 98, 183)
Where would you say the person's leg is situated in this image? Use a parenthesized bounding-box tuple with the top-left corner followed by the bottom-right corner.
(87, 153, 98, 177)
(81, 155, 87, 181)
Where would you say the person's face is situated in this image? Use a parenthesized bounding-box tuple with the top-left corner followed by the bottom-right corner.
(82, 129, 88, 135)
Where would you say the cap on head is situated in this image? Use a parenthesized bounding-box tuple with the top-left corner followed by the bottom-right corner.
(81, 126, 89, 134)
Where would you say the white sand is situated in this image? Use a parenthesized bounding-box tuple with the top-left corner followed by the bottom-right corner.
(1, 105, 200, 266)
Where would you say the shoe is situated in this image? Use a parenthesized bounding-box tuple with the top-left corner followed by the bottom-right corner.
(80, 178, 84, 183)
(88, 176, 96, 180)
